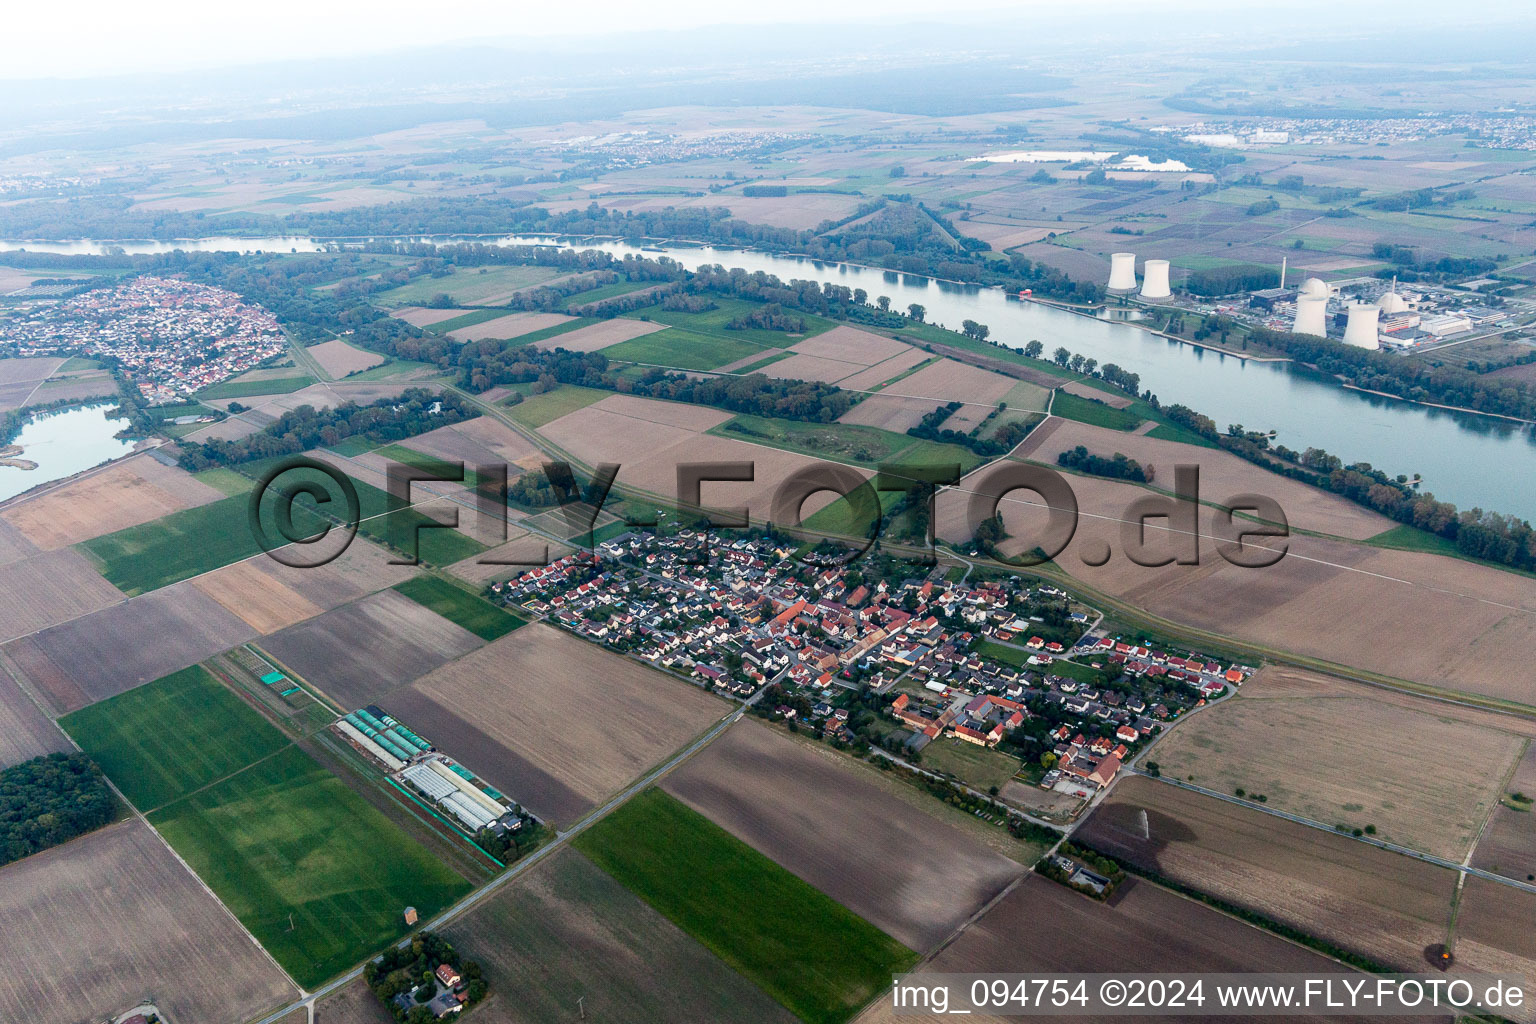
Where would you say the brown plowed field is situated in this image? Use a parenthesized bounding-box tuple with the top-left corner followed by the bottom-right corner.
(1452, 878, 1536, 1018)
(317, 978, 395, 1024)
(835, 348, 931, 391)
(1, 455, 224, 549)
(1471, 740, 1536, 884)
(535, 396, 841, 521)
(1075, 776, 1457, 972)
(0, 547, 125, 641)
(0, 665, 67, 768)
(258, 589, 483, 710)
(439, 848, 796, 1024)
(192, 558, 327, 633)
(764, 351, 865, 383)
(662, 720, 1022, 952)
(2, 580, 258, 713)
(0, 520, 38, 567)
(530, 317, 665, 352)
(1061, 378, 1134, 407)
(933, 467, 1536, 705)
(389, 306, 465, 328)
(0, 818, 298, 1024)
(448, 312, 574, 342)
(394, 624, 726, 825)
(1151, 666, 1525, 860)
(788, 325, 912, 366)
(836, 393, 935, 432)
(839, 357, 1015, 432)
(308, 339, 385, 377)
(854, 873, 1433, 1024)
(1014, 418, 1391, 539)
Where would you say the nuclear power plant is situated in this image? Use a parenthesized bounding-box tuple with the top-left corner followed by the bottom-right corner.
(1291, 277, 1330, 337)
(1107, 252, 1137, 292)
(1140, 259, 1171, 301)
(1343, 302, 1382, 349)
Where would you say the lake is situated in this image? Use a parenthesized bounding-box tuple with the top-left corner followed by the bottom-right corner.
(3, 233, 1532, 515)
(0, 404, 136, 503)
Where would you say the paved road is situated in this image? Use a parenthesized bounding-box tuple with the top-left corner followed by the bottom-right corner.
(1127, 770, 1536, 896)
(249, 704, 748, 1024)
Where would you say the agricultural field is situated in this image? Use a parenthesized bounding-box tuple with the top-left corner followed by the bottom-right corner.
(1075, 776, 1458, 972)
(0, 455, 225, 549)
(389, 306, 467, 328)
(710, 412, 974, 468)
(60, 663, 290, 811)
(932, 467, 1536, 707)
(0, 546, 126, 641)
(149, 743, 474, 989)
(505, 384, 611, 428)
(661, 721, 1022, 952)
(199, 375, 316, 400)
(1472, 740, 1536, 885)
(854, 873, 1426, 1024)
(0, 818, 299, 1024)
(76, 486, 273, 594)
(307, 339, 385, 377)
(440, 848, 797, 1024)
(602, 325, 771, 370)
(534, 393, 855, 522)
(447, 312, 575, 342)
(0, 670, 67, 769)
(529, 316, 666, 352)
(576, 788, 919, 1024)
(373, 264, 564, 306)
(392, 573, 525, 641)
(192, 536, 418, 629)
(1149, 665, 1525, 859)
(1452, 878, 1536, 1008)
(622, 296, 837, 348)
(389, 624, 726, 825)
(840, 357, 1017, 432)
(1015, 418, 1392, 540)
(258, 589, 484, 710)
(2, 580, 258, 714)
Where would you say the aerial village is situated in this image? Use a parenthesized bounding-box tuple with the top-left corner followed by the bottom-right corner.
(493, 527, 1249, 820)
(6, 276, 285, 402)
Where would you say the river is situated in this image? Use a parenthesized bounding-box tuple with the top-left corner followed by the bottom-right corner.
(3, 233, 1531, 515)
(0, 404, 136, 503)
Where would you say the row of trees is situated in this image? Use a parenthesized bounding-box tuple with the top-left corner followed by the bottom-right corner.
(1, 753, 115, 867)
(177, 390, 473, 470)
(1056, 445, 1149, 482)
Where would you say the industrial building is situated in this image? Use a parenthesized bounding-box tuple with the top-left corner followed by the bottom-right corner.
(1107, 252, 1137, 292)
(1140, 259, 1172, 301)
(331, 705, 528, 841)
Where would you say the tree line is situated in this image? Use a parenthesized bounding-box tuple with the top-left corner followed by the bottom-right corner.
(177, 390, 473, 470)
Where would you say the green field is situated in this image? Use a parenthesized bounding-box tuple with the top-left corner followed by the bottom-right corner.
(564, 279, 657, 309)
(604, 326, 768, 370)
(917, 737, 1024, 793)
(80, 461, 485, 593)
(506, 384, 610, 427)
(624, 297, 837, 347)
(423, 308, 513, 334)
(730, 351, 794, 374)
(374, 264, 563, 306)
(79, 490, 285, 594)
(198, 375, 315, 400)
(509, 317, 597, 348)
(713, 414, 924, 465)
(150, 744, 472, 989)
(1050, 390, 1143, 431)
(393, 575, 525, 641)
(60, 664, 291, 812)
(576, 789, 917, 1024)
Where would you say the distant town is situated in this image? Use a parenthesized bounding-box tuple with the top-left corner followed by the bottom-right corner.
(6, 276, 285, 403)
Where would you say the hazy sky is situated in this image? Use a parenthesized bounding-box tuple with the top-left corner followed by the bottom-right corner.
(9, 0, 1020, 79)
(10, 0, 1528, 80)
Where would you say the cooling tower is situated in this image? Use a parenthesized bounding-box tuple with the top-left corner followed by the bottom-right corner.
(1343, 302, 1381, 350)
(1292, 295, 1328, 337)
(1107, 252, 1137, 292)
(1140, 259, 1171, 300)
